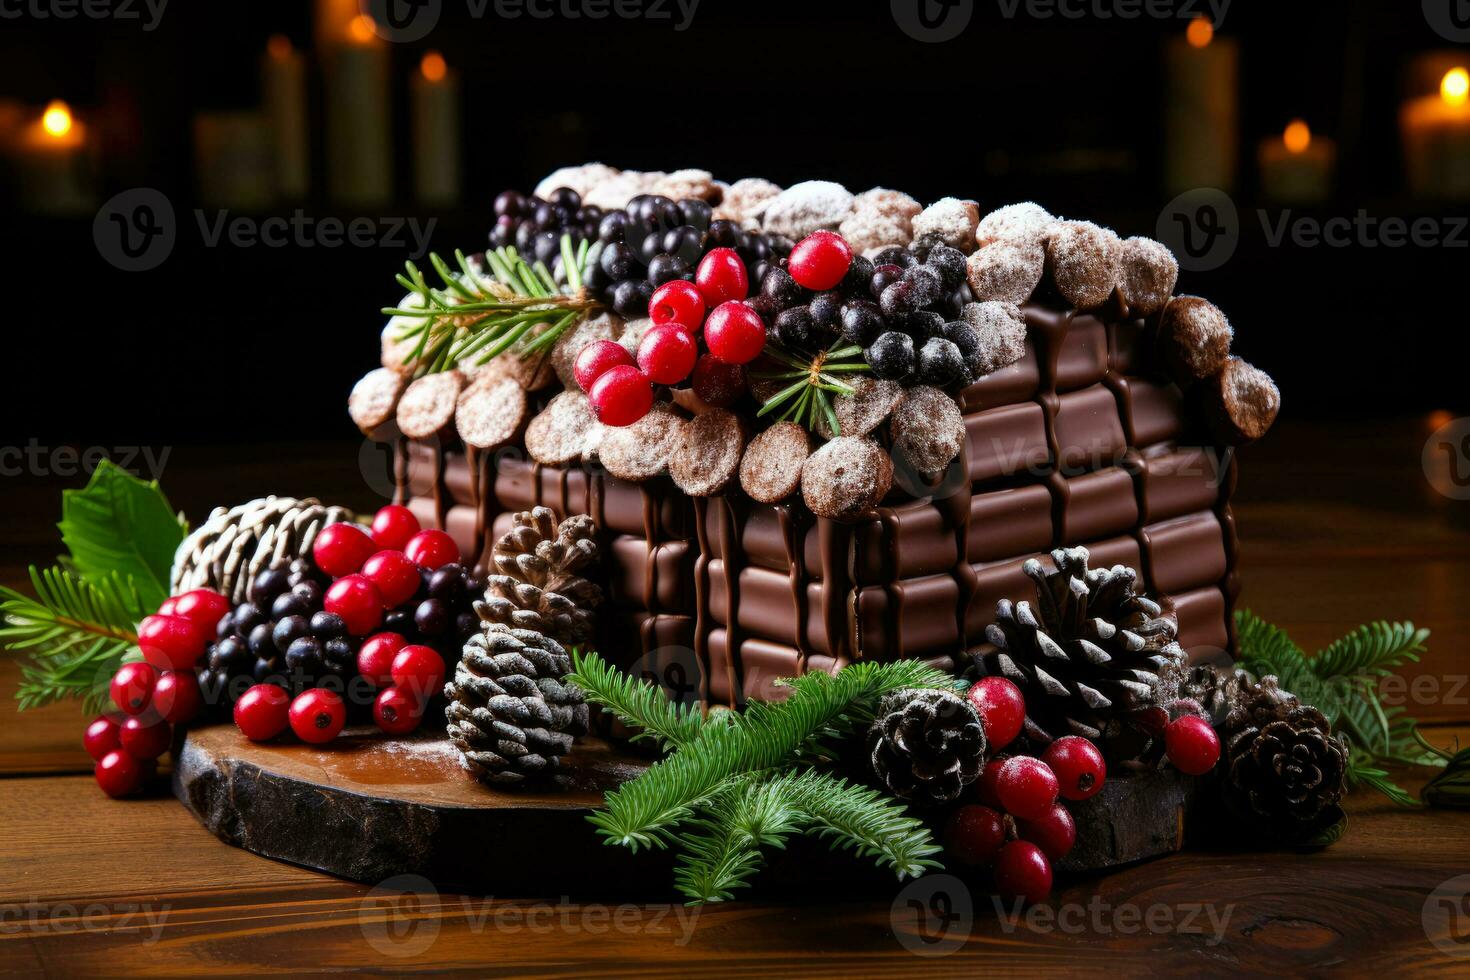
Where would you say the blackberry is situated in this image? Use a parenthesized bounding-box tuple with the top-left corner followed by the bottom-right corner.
(873, 246, 914, 269)
(926, 245, 968, 292)
(908, 232, 946, 262)
(748, 293, 781, 329)
(761, 267, 804, 310)
(903, 266, 944, 308)
(870, 263, 904, 299)
(708, 219, 742, 248)
(942, 319, 982, 362)
(810, 291, 843, 331)
(598, 211, 630, 243)
(647, 253, 692, 287)
(678, 198, 713, 229)
(841, 254, 875, 296)
(916, 337, 965, 387)
(612, 278, 654, 317)
(661, 225, 704, 261)
(902, 311, 946, 341)
(494, 190, 528, 218)
(600, 241, 637, 280)
(879, 280, 921, 319)
(866, 331, 916, 382)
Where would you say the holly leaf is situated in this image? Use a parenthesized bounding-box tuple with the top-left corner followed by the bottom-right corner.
(58, 460, 186, 609)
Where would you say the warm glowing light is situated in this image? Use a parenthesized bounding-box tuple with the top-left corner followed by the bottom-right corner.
(420, 51, 447, 83)
(1283, 119, 1312, 154)
(1442, 68, 1470, 107)
(267, 34, 293, 59)
(41, 101, 72, 139)
(1186, 15, 1213, 48)
(347, 14, 377, 43)
(1427, 409, 1456, 432)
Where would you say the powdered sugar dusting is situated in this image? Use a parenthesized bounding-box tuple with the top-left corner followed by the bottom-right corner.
(739, 422, 811, 503)
(396, 372, 464, 438)
(1118, 236, 1179, 318)
(976, 202, 1056, 250)
(961, 301, 1029, 375)
(912, 198, 981, 254)
(966, 239, 1045, 304)
(800, 437, 894, 520)
(349, 368, 405, 434)
(840, 188, 921, 255)
(716, 177, 782, 224)
(890, 386, 966, 476)
(525, 390, 600, 465)
(599, 403, 687, 482)
(761, 180, 855, 239)
(669, 409, 745, 496)
(1046, 220, 1122, 309)
(534, 162, 620, 200)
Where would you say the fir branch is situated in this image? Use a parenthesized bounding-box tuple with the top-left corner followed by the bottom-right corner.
(673, 774, 805, 904)
(383, 238, 601, 379)
(752, 340, 869, 434)
(567, 649, 705, 752)
(1420, 735, 1470, 808)
(2, 566, 146, 712)
(786, 771, 942, 881)
(588, 660, 950, 851)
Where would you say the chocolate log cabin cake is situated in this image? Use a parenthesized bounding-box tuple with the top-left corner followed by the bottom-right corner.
(348, 165, 1280, 710)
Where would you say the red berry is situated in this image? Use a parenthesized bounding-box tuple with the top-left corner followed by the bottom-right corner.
(1018, 804, 1076, 861)
(573, 339, 635, 392)
(110, 662, 158, 716)
(996, 756, 1060, 820)
(358, 632, 408, 688)
(391, 644, 446, 702)
(703, 301, 767, 365)
(234, 683, 291, 741)
(994, 840, 1053, 903)
(945, 804, 1006, 867)
(156, 595, 180, 616)
(648, 279, 706, 331)
(289, 689, 346, 745)
(374, 685, 427, 735)
(84, 716, 121, 762)
(170, 589, 229, 630)
(119, 715, 171, 761)
(694, 247, 749, 305)
(324, 574, 385, 635)
(1165, 715, 1221, 775)
(152, 670, 203, 724)
(1041, 736, 1107, 801)
(788, 231, 853, 291)
(588, 364, 654, 427)
(403, 529, 460, 571)
(965, 676, 1026, 750)
(95, 750, 144, 798)
(690, 354, 746, 408)
(637, 323, 699, 385)
(137, 614, 208, 671)
(975, 756, 1007, 808)
(370, 505, 421, 551)
(313, 522, 377, 577)
(361, 550, 421, 608)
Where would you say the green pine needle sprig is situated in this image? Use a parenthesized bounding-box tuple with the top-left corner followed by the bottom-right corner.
(383, 236, 601, 378)
(1234, 609, 1448, 807)
(752, 340, 871, 435)
(567, 651, 948, 903)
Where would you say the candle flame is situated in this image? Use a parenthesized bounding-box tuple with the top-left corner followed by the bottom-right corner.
(267, 34, 293, 59)
(421, 51, 447, 83)
(1443, 67, 1470, 107)
(41, 100, 73, 139)
(1283, 119, 1312, 154)
(347, 14, 377, 44)
(1186, 15, 1213, 48)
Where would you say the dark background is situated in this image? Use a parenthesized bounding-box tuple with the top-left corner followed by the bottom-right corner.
(1, 0, 1466, 448)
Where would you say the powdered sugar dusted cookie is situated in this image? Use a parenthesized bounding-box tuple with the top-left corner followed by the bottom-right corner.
(839, 187, 922, 255)
(652, 168, 721, 204)
(525, 390, 601, 465)
(961, 301, 1029, 376)
(1118, 236, 1179, 318)
(761, 180, 855, 239)
(814, 376, 904, 440)
(669, 409, 746, 497)
(716, 177, 782, 224)
(739, 422, 812, 503)
(889, 386, 966, 477)
(533, 162, 620, 201)
(1046, 220, 1122, 310)
(456, 374, 527, 450)
(976, 202, 1055, 250)
(396, 371, 464, 439)
(1159, 296, 1233, 383)
(966, 239, 1045, 304)
(801, 437, 893, 520)
(598, 403, 687, 482)
(349, 368, 405, 435)
(912, 198, 981, 254)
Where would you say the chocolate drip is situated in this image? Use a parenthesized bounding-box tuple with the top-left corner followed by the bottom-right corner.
(775, 503, 814, 673)
(639, 485, 661, 663)
(816, 519, 856, 660)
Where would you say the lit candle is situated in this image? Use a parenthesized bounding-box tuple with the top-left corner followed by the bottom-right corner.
(1402, 67, 1470, 201)
(411, 50, 462, 206)
(14, 100, 96, 214)
(1258, 119, 1336, 204)
(323, 13, 392, 206)
(1164, 16, 1239, 194)
(262, 34, 309, 200)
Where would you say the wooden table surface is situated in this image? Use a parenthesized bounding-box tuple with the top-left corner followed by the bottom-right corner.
(2, 417, 1468, 977)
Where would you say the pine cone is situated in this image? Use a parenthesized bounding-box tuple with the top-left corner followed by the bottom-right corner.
(969, 547, 1186, 756)
(1170, 663, 1250, 725)
(444, 622, 589, 785)
(171, 496, 355, 603)
(1220, 675, 1347, 842)
(868, 689, 986, 804)
(480, 507, 602, 645)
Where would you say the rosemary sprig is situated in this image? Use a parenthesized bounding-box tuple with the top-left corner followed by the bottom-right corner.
(382, 235, 602, 378)
(752, 340, 871, 435)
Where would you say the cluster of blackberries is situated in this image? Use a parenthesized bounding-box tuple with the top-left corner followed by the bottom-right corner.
(198, 558, 484, 707)
(750, 252, 877, 353)
(853, 243, 984, 387)
(589, 194, 790, 317)
(489, 187, 607, 267)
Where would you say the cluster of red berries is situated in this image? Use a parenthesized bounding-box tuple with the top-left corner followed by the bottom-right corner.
(948, 675, 1223, 902)
(574, 230, 855, 428)
(225, 506, 455, 745)
(88, 586, 232, 797)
